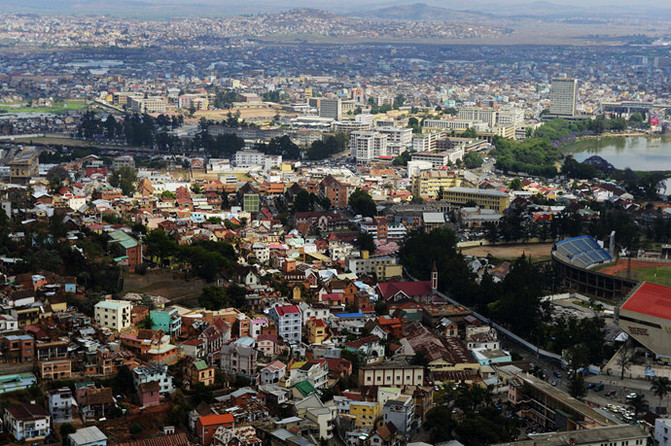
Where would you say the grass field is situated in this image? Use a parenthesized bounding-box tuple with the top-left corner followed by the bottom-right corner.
(624, 267, 671, 287)
(461, 243, 553, 262)
(597, 259, 671, 287)
(0, 99, 89, 115)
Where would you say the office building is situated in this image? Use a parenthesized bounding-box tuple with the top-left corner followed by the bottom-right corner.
(130, 97, 168, 113)
(410, 150, 463, 169)
(411, 170, 463, 198)
(494, 425, 648, 446)
(441, 187, 510, 212)
(549, 76, 578, 117)
(319, 98, 342, 121)
(458, 107, 498, 128)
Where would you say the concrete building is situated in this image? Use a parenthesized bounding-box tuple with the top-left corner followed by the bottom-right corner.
(4, 403, 51, 442)
(359, 360, 424, 390)
(348, 255, 398, 276)
(656, 418, 671, 446)
(132, 364, 174, 394)
(1, 334, 34, 363)
(220, 338, 257, 377)
(112, 155, 135, 170)
(9, 147, 39, 185)
(350, 131, 388, 162)
(441, 187, 510, 212)
(411, 170, 463, 198)
(94, 299, 132, 331)
(267, 305, 302, 344)
(549, 76, 578, 117)
(410, 150, 463, 169)
(48, 388, 73, 424)
(68, 426, 108, 446)
(235, 150, 265, 168)
(130, 97, 168, 113)
(383, 395, 415, 434)
(458, 107, 497, 128)
(617, 281, 671, 357)
(319, 98, 342, 120)
(494, 424, 648, 446)
(150, 308, 182, 337)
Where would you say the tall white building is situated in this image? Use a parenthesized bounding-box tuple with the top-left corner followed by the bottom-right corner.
(458, 107, 498, 128)
(94, 299, 132, 331)
(549, 76, 578, 116)
(350, 131, 388, 162)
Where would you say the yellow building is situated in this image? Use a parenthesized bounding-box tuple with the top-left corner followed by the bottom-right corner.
(349, 401, 380, 429)
(442, 187, 510, 212)
(376, 264, 404, 281)
(411, 170, 462, 198)
(306, 317, 328, 344)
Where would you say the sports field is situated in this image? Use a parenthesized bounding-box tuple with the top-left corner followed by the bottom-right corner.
(597, 259, 671, 287)
(0, 99, 88, 114)
(461, 242, 553, 262)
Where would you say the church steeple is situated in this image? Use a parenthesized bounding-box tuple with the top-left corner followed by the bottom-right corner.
(431, 261, 438, 292)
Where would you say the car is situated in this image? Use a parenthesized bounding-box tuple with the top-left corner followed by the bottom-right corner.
(551, 379, 558, 386)
(553, 371, 562, 378)
(623, 414, 634, 421)
(606, 390, 616, 397)
(587, 383, 596, 389)
(626, 392, 638, 399)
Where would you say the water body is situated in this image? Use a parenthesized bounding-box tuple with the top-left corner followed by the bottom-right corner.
(569, 136, 671, 172)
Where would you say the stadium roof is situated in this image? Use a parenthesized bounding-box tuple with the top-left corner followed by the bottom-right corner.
(621, 281, 671, 320)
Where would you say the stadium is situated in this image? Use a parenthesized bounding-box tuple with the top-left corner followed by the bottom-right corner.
(551, 235, 638, 300)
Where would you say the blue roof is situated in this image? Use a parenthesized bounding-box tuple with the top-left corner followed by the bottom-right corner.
(333, 313, 364, 318)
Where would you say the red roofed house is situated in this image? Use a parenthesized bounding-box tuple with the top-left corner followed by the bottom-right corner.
(196, 413, 235, 445)
(267, 305, 302, 344)
(376, 263, 440, 304)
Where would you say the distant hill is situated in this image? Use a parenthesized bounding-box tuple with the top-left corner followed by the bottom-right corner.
(346, 2, 488, 21)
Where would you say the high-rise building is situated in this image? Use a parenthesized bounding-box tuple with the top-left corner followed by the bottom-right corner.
(549, 77, 578, 117)
(350, 131, 388, 162)
(319, 98, 342, 120)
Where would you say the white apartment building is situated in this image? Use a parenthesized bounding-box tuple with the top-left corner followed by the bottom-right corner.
(94, 299, 132, 331)
(266, 305, 302, 344)
(133, 364, 174, 394)
(423, 119, 488, 132)
(375, 126, 413, 147)
(235, 150, 265, 167)
(350, 131, 388, 162)
(497, 104, 525, 126)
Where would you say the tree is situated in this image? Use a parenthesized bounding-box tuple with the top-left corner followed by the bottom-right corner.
(462, 151, 483, 169)
(349, 189, 376, 218)
(629, 393, 649, 418)
(60, 423, 77, 445)
(616, 340, 635, 380)
(651, 376, 671, 407)
(509, 178, 523, 191)
(568, 374, 587, 399)
(47, 165, 69, 190)
(109, 166, 137, 196)
(356, 231, 376, 254)
(294, 190, 313, 212)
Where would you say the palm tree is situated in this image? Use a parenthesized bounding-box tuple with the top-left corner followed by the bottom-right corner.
(651, 376, 671, 407)
(629, 394, 649, 418)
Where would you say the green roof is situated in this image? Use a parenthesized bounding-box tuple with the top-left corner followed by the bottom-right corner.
(109, 230, 138, 249)
(293, 380, 315, 397)
(194, 360, 208, 371)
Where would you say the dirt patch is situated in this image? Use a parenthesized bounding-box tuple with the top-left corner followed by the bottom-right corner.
(461, 243, 553, 261)
(123, 270, 207, 303)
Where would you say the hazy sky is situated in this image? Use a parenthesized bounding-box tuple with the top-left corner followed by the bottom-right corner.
(0, 0, 664, 15)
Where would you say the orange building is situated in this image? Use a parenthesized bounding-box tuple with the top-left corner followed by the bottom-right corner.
(196, 413, 235, 445)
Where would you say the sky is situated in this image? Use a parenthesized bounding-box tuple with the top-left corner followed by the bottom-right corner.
(0, 0, 663, 16)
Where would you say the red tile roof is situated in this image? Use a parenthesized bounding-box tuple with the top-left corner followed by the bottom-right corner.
(274, 305, 300, 317)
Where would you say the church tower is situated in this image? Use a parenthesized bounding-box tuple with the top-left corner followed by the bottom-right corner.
(431, 261, 438, 292)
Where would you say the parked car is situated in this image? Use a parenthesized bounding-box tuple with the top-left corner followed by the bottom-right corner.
(606, 390, 616, 397)
(551, 379, 558, 386)
(626, 392, 638, 400)
(553, 371, 562, 378)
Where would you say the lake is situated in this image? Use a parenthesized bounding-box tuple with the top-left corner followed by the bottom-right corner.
(569, 136, 671, 172)
(567, 135, 671, 195)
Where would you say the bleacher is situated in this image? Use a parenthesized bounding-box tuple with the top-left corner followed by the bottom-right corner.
(554, 235, 612, 269)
